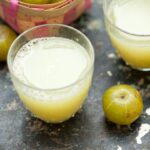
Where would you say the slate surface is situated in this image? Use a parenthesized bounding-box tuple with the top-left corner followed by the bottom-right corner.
(0, 0, 150, 150)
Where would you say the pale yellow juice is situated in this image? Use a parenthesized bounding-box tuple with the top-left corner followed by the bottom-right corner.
(12, 37, 92, 123)
(106, 0, 150, 70)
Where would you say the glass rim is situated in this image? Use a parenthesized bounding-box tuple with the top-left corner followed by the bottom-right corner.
(7, 24, 95, 92)
(102, 0, 150, 37)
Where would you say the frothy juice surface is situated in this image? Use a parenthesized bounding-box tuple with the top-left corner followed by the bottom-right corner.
(13, 37, 92, 123)
(107, 0, 150, 70)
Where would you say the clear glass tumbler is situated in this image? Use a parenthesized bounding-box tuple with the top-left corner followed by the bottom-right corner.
(7, 24, 95, 123)
(103, 0, 150, 71)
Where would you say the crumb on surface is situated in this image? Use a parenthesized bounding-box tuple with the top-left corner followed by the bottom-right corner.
(117, 145, 122, 150)
(4, 99, 18, 111)
(145, 108, 150, 116)
(107, 71, 113, 77)
(136, 123, 150, 145)
(107, 53, 117, 59)
(87, 19, 103, 30)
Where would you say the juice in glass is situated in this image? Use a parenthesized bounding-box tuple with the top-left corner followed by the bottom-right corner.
(103, 0, 150, 71)
(8, 24, 94, 123)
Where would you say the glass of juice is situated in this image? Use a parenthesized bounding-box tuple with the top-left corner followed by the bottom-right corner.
(7, 24, 94, 123)
(103, 0, 150, 71)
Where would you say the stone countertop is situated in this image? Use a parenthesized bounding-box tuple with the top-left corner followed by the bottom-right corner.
(0, 0, 150, 150)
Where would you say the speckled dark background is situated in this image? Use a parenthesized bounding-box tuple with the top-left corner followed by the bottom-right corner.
(0, 0, 150, 150)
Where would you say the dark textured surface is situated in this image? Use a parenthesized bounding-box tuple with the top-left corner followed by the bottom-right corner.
(0, 1, 150, 150)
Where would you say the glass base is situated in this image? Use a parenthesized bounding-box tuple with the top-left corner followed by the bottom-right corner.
(136, 68, 150, 72)
(127, 64, 150, 72)
(116, 52, 150, 72)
